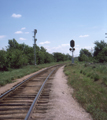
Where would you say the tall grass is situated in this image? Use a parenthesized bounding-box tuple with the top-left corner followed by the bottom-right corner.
(64, 62, 107, 120)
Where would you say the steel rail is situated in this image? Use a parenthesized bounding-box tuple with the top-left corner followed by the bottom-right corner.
(24, 67, 57, 120)
(0, 64, 60, 99)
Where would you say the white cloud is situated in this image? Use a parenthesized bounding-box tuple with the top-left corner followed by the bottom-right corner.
(25, 32, 29, 34)
(79, 35, 89, 38)
(19, 37, 26, 40)
(15, 31, 23, 34)
(0, 35, 6, 39)
(52, 44, 69, 50)
(12, 13, 22, 18)
(39, 41, 50, 45)
(21, 27, 26, 30)
(61, 44, 69, 47)
(52, 45, 61, 50)
(45, 43, 70, 54)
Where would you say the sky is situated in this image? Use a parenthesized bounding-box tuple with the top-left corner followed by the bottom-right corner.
(0, 0, 107, 56)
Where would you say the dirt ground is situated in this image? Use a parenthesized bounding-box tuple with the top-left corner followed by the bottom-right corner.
(45, 66, 93, 120)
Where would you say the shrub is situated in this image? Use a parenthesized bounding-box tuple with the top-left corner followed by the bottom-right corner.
(84, 63, 88, 67)
(102, 76, 107, 85)
(89, 73, 95, 79)
(92, 66, 96, 69)
(11, 76, 15, 80)
(65, 71, 70, 76)
(80, 70, 83, 73)
(0, 50, 8, 71)
(94, 73, 100, 81)
(83, 71, 86, 75)
(87, 73, 91, 77)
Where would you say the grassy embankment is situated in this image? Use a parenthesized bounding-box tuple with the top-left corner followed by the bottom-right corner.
(64, 62, 107, 120)
(0, 61, 69, 86)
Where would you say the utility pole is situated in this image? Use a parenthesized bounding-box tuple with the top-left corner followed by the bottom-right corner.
(105, 33, 107, 38)
(33, 29, 37, 65)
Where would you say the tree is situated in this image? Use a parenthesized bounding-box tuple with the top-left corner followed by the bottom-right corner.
(95, 47, 107, 62)
(94, 40, 107, 57)
(78, 49, 92, 61)
(53, 52, 69, 62)
(8, 39, 18, 50)
(0, 50, 7, 71)
(93, 40, 107, 62)
(6, 49, 28, 68)
(0, 39, 70, 71)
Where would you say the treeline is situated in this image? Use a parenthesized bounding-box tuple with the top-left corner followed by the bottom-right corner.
(78, 40, 107, 63)
(0, 39, 71, 71)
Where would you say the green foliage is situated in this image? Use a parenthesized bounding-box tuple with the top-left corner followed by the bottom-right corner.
(102, 76, 107, 85)
(0, 39, 71, 71)
(94, 40, 107, 57)
(64, 63, 107, 120)
(80, 70, 83, 73)
(93, 73, 100, 81)
(94, 40, 107, 63)
(0, 50, 7, 70)
(6, 49, 28, 68)
(53, 52, 70, 62)
(78, 40, 107, 63)
(65, 71, 70, 76)
(78, 49, 92, 62)
(87, 73, 91, 77)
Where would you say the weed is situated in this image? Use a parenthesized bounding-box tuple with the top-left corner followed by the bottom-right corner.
(94, 73, 100, 81)
(87, 73, 91, 77)
(84, 63, 88, 67)
(64, 62, 107, 120)
(6, 78, 11, 83)
(0, 80, 6, 86)
(86, 104, 95, 113)
(17, 75, 21, 78)
(83, 71, 86, 75)
(65, 71, 70, 76)
(80, 70, 83, 73)
(11, 76, 14, 80)
(102, 76, 107, 85)
(90, 73, 94, 79)
(92, 66, 96, 69)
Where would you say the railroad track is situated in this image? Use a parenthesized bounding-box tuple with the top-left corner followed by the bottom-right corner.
(0, 65, 62, 120)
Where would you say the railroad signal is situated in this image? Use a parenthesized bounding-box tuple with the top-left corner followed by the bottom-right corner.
(69, 40, 75, 64)
(70, 40, 75, 47)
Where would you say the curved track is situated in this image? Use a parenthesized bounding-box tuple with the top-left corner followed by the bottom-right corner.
(0, 65, 62, 120)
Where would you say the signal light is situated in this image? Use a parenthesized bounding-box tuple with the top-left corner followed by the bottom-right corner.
(70, 40, 75, 47)
(69, 48, 75, 51)
(73, 48, 75, 51)
(69, 48, 72, 51)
